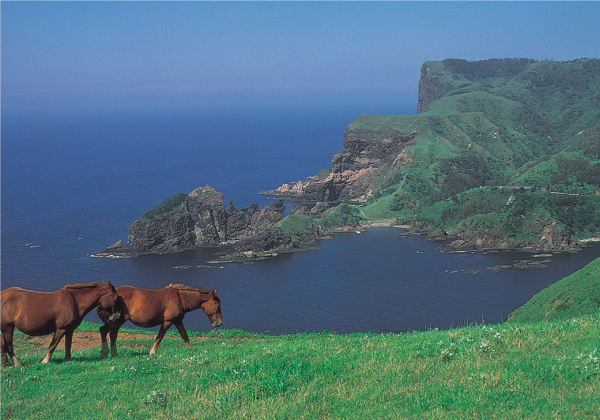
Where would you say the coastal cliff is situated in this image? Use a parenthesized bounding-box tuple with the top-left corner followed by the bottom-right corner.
(261, 122, 417, 203)
(97, 58, 600, 259)
(264, 58, 600, 253)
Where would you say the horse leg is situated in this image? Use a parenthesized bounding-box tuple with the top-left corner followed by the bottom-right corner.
(63, 330, 73, 362)
(41, 329, 66, 364)
(108, 326, 120, 358)
(149, 322, 172, 355)
(1, 332, 8, 367)
(99, 324, 110, 359)
(175, 322, 192, 349)
(1, 327, 22, 367)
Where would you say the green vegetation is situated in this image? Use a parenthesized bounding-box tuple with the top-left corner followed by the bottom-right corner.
(508, 257, 600, 323)
(273, 204, 364, 240)
(274, 213, 320, 240)
(312, 168, 331, 181)
(2, 316, 599, 419)
(138, 193, 190, 221)
(356, 58, 600, 247)
(318, 203, 364, 229)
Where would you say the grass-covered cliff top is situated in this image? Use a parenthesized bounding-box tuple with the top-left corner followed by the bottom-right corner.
(3, 314, 599, 418)
(508, 257, 600, 322)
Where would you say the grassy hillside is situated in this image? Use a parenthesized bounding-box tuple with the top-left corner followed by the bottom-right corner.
(508, 257, 600, 323)
(2, 317, 599, 419)
(358, 59, 600, 250)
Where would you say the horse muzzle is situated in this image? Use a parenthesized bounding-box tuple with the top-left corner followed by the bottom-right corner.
(108, 311, 121, 322)
(212, 319, 223, 328)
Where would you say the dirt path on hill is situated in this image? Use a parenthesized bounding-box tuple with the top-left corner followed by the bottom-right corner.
(26, 330, 212, 351)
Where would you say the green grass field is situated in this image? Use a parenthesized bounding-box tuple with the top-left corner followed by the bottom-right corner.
(2, 314, 599, 419)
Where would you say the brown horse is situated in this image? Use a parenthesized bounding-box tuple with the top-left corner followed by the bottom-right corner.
(98, 284, 222, 357)
(1, 281, 121, 367)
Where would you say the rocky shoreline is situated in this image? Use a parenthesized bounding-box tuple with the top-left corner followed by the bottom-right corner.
(93, 195, 594, 263)
(92, 185, 364, 263)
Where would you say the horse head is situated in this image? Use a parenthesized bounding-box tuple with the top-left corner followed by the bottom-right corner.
(97, 281, 122, 322)
(201, 290, 223, 328)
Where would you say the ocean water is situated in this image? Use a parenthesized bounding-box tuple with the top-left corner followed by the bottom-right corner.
(2, 104, 599, 335)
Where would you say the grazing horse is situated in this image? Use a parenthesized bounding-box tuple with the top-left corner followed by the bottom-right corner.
(98, 284, 222, 358)
(1, 281, 121, 367)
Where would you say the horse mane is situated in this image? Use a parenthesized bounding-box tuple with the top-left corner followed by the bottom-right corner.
(166, 284, 212, 294)
(63, 282, 102, 289)
(166, 284, 220, 309)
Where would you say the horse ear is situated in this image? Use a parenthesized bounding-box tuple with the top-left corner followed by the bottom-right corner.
(212, 289, 217, 295)
(107, 281, 117, 292)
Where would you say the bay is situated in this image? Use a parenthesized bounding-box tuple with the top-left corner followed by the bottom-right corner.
(2, 105, 598, 335)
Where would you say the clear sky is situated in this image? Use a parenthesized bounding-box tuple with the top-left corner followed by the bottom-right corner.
(2, 1, 600, 113)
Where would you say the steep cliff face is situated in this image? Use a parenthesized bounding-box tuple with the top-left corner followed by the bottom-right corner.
(262, 120, 416, 203)
(416, 61, 454, 113)
(93, 185, 285, 257)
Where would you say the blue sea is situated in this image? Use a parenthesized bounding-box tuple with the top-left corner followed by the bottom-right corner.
(2, 104, 599, 335)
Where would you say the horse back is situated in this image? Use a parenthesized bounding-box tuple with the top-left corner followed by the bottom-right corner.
(116, 285, 184, 328)
(1, 287, 77, 336)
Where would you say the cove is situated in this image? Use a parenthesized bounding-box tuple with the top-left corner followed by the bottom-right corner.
(102, 227, 599, 335)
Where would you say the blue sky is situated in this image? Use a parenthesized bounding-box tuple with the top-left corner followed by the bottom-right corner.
(2, 1, 600, 113)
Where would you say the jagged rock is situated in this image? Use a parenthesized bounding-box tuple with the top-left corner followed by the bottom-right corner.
(214, 216, 324, 262)
(426, 230, 448, 241)
(226, 201, 261, 241)
(261, 124, 416, 204)
(92, 186, 284, 257)
(310, 202, 329, 217)
(289, 204, 310, 215)
(254, 200, 285, 231)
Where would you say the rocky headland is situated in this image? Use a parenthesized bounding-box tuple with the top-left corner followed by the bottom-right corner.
(261, 58, 600, 255)
(92, 185, 363, 262)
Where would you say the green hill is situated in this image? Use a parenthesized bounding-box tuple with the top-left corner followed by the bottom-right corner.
(507, 257, 600, 323)
(355, 58, 600, 252)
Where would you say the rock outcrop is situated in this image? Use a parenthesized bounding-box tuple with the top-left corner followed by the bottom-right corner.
(92, 185, 285, 258)
(261, 124, 416, 204)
